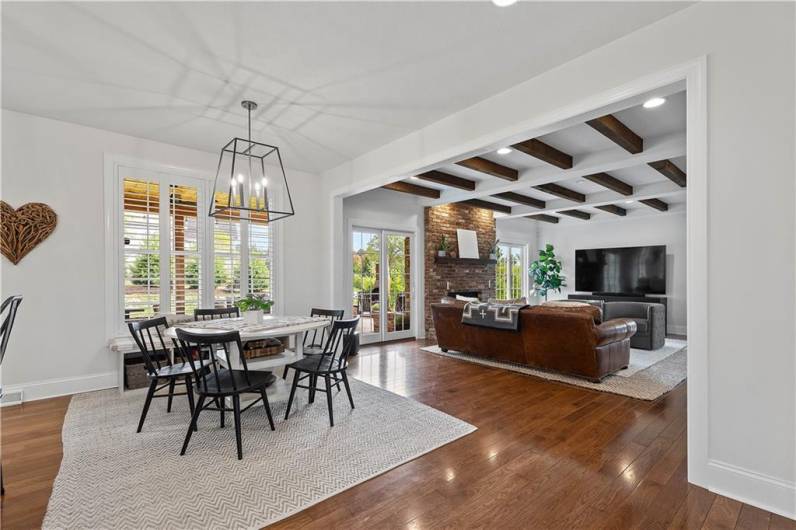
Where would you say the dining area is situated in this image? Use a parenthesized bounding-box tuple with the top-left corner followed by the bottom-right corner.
(122, 306, 359, 460)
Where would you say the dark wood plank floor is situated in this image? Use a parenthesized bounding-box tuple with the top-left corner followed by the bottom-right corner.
(1, 339, 792, 529)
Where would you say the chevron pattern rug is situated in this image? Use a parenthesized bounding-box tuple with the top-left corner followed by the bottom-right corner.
(43, 379, 475, 529)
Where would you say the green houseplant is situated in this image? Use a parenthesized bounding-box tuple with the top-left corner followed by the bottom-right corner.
(235, 295, 273, 313)
(437, 235, 450, 257)
(530, 244, 565, 301)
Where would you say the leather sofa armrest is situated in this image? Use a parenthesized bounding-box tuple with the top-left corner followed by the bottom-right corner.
(596, 318, 638, 346)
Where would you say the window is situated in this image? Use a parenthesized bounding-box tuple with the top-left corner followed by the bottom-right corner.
(109, 160, 279, 335)
(495, 242, 526, 300)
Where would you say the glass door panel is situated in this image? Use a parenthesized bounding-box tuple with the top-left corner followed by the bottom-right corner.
(385, 233, 412, 338)
(496, 243, 525, 300)
(352, 229, 381, 338)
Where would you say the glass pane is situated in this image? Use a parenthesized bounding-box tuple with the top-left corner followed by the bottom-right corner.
(123, 178, 160, 321)
(495, 244, 508, 300)
(248, 218, 272, 303)
(213, 194, 242, 308)
(386, 234, 411, 333)
(352, 230, 380, 334)
(510, 246, 523, 299)
(170, 184, 200, 316)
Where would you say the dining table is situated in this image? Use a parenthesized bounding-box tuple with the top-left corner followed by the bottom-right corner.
(164, 314, 330, 402)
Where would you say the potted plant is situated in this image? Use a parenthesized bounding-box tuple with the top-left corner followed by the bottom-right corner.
(235, 295, 274, 324)
(489, 239, 500, 260)
(437, 235, 450, 257)
(530, 244, 565, 301)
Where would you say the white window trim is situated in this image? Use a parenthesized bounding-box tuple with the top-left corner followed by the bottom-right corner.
(103, 153, 283, 340)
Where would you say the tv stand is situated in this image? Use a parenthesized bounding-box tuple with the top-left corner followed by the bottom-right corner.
(568, 292, 667, 332)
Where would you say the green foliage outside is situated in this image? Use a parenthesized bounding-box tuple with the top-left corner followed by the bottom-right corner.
(352, 235, 409, 312)
(530, 244, 565, 301)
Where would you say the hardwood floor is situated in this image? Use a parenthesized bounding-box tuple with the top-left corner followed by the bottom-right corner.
(1, 339, 792, 529)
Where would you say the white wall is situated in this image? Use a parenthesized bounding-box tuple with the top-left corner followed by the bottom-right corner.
(537, 212, 687, 335)
(343, 188, 425, 338)
(320, 3, 795, 518)
(0, 109, 324, 399)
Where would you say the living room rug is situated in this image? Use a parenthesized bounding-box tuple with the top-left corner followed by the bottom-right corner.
(421, 341, 687, 400)
(43, 379, 475, 530)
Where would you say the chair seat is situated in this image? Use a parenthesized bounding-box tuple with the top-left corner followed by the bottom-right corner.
(197, 369, 276, 395)
(290, 356, 347, 374)
(153, 362, 196, 378)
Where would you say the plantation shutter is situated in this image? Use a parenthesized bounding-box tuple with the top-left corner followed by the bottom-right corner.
(123, 178, 160, 321)
(169, 183, 201, 316)
(213, 191, 242, 308)
(248, 212, 273, 300)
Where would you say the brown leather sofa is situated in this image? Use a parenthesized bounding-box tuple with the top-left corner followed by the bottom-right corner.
(430, 301, 637, 382)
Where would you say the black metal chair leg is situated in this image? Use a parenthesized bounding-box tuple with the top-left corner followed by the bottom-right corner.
(185, 376, 197, 432)
(284, 371, 300, 420)
(258, 388, 275, 430)
(232, 395, 243, 460)
(282, 365, 290, 379)
(341, 371, 355, 410)
(166, 378, 177, 412)
(217, 398, 225, 428)
(324, 375, 334, 427)
(137, 378, 158, 433)
(308, 374, 316, 404)
(180, 395, 205, 456)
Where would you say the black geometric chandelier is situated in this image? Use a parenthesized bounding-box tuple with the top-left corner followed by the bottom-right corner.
(208, 100, 295, 222)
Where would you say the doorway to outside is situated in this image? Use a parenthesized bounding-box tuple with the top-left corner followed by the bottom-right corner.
(351, 227, 414, 344)
(495, 242, 527, 300)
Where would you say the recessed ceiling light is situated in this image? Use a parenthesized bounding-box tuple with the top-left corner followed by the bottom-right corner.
(492, 0, 518, 6)
(624, 200, 634, 204)
(643, 97, 666, 109)
(497, 147, 512, 155)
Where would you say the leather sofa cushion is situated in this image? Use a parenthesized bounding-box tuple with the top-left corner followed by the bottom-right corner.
(530, 304, 602, 324)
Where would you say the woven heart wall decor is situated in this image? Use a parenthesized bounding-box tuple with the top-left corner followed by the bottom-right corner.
(1, 201, 58, 265)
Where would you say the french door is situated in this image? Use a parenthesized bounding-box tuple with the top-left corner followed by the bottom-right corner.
(495, 242, 526, 300)
(351, 227, 414, 344)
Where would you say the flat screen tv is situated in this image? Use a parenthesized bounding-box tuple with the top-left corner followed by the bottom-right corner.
(575, 245, 666, 295)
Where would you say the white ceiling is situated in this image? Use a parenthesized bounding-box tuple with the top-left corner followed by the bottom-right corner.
(2, 1, 689, 174)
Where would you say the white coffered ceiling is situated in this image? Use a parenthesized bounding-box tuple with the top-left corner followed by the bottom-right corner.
(2, 1, 690, 174)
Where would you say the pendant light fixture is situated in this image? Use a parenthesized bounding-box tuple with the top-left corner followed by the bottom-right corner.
(208, 100, 295, 222)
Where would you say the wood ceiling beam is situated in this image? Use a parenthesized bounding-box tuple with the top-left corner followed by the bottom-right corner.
(648, 159, 687, 187)
(639, 198, 669, 211)
(382, 181, 440, 199)
(491, 192, 545, 209)
(425, 131, 686, 208)
(586, 114, 643, 154)
(456, 157, 518, 181)
(525, 214, 559, 224)
(511, 138, 573, 169)
(533, 183, 586, 203)
(458, 198, 512, 214)
(558, 209, 591, 220)
(416, 170, 476, 191)
(595, 204, 627, 216)
(582, 172, 634, 196)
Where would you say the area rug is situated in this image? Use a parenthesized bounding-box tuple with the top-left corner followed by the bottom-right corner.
(421, 341, 687, 400)
(43, 379, 475, 530)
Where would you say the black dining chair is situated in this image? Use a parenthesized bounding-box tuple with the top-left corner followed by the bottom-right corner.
(282, 308, 344, 379)
(128, 317, 201, 433)
(284, 317, 360, 427)
(174, 328, 275, 460)
(0, 295, 22, 496)
(194, 307, 240, 321)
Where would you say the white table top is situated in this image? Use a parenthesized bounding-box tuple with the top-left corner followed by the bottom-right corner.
(163, 315, 329, 340)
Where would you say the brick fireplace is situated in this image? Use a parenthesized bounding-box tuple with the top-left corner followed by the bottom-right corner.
(424, 203, 496, 340)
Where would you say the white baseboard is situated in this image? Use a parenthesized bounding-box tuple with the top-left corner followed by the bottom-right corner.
(707, 459, 796, 520)
(3, 372, 117, 403)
